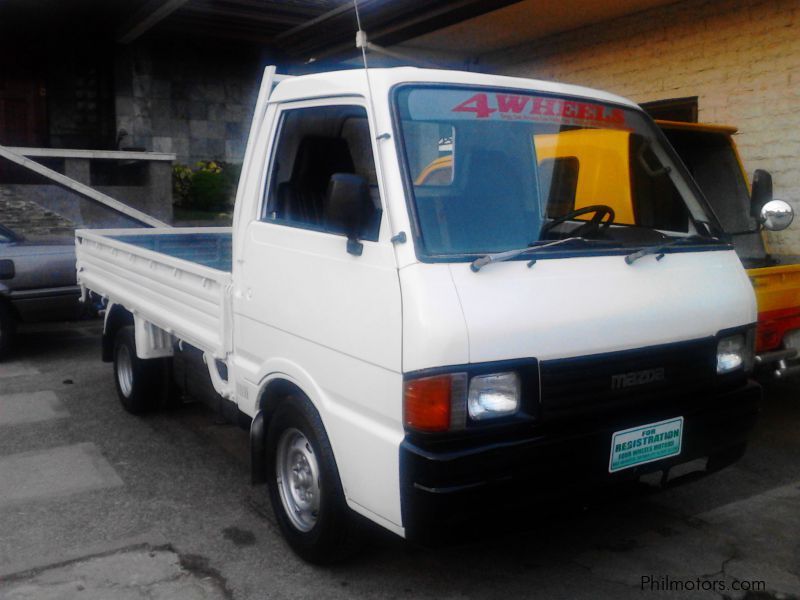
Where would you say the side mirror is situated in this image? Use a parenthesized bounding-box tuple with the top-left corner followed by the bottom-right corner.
(750, 169, 773, 217)
(325, 173, 372, 256)
(759, 199, 794, 232)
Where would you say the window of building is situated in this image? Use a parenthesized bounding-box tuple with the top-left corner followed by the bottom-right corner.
(640, 97, 699, 123)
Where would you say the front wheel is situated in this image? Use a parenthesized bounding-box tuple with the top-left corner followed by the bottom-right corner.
(113, 326, 160, 414)
(266, 397, 361, 563)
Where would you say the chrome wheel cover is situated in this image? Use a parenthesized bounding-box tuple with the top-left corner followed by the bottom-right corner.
(116, 344, 134, 398)
(276, 427, 320, 532)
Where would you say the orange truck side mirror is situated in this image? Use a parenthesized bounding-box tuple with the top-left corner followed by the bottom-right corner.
(750, 169, 773, 217)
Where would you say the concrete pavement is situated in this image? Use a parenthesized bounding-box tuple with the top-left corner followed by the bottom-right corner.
(1, 320, 799, 599)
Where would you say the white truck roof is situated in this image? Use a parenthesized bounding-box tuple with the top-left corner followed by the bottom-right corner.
(269, 66, 640, 110)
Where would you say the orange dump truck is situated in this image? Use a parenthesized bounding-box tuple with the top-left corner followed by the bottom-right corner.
(416, 122, 799, 377)
(658, 121, 800, 378)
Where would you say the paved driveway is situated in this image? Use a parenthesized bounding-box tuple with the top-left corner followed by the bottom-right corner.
(1, 321, 798, 599)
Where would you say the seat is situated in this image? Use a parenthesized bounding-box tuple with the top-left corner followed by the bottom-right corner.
(276, 136, 356, 227)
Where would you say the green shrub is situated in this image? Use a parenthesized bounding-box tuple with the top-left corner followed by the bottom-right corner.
(172, 164, 194, 207)
(221, 162, 242, 193)
(190, 170, 228, 211)
(172, 161, 241, 211)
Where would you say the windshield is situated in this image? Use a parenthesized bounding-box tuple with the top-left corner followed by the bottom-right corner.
(395, 85, 720, 258)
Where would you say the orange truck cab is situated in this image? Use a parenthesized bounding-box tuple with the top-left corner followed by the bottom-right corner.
(657, 121, 800, 378)
(416, 122, 799, 377)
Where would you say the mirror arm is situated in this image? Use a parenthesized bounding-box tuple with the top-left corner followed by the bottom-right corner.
(347, 237, 364, 256)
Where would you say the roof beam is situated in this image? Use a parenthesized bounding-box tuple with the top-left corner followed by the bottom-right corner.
(212, 0, 320, 19)
(117, 0, 191, 44)
(295, 0, 522, 60)
(274, 1, 365, 42)
(161, 15, 280, 44)
(181, 2, 308, 26)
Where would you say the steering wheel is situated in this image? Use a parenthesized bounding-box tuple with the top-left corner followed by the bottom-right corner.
(540, 204, 616, 237)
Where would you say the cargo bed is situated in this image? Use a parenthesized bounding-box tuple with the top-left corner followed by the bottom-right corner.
(75, 227, 233, 358)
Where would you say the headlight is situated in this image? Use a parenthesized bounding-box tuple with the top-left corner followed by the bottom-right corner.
(717, 332, 754, 374)
(468, 372, 520, 420)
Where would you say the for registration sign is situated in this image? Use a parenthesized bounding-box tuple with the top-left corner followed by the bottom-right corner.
(609, 417, 684, 473)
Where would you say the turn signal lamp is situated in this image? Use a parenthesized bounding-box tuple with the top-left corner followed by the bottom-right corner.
(403, 374, 466, 432)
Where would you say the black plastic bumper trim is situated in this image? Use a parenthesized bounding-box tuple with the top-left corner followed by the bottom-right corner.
(399, 379, 760, 544)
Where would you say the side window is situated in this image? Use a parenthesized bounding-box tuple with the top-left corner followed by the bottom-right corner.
(264, 105, 382, 241)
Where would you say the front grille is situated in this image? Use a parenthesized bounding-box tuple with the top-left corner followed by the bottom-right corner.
(539, 338, 717, 419)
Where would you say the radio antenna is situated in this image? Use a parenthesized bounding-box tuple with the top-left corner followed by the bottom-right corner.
(353, 0, 379, 144)
(353, 0, 369, 70)
(353, 0, 379, 114)
(351, 0, 399, 242)
(353, 0, 440, 69)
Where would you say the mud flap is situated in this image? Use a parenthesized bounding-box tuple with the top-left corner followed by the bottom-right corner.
(250, 410, 266, 484)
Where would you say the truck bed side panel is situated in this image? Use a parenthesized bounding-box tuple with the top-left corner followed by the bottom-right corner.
(76, 228, 233, 357)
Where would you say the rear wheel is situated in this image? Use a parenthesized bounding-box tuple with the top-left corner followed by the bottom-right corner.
(266, 396, 361, 564)
(113, 326, 160, 414)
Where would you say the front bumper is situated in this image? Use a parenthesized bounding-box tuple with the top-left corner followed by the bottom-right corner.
(400, 380, 760, 544)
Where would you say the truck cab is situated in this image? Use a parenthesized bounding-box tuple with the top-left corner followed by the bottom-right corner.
(77, 68, 760, 562)
(417, 119, 800, 379)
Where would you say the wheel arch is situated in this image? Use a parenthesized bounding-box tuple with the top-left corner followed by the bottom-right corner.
(257, 377, 309, 422)
(102, 303, 134, 362)
(250, 372, 329, 486)
(248, 362, 405, 535)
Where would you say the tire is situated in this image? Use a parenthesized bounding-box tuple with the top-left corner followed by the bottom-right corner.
(266, 396, 362, 564)
(112, 326, 161, 414)
(0, 301, 16, 361)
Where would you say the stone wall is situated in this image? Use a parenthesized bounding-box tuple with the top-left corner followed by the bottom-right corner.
(487, 0, 800, 254)
(114, 39, 262, 167)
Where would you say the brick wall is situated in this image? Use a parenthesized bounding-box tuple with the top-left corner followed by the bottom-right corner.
(487, 0, 800, 254)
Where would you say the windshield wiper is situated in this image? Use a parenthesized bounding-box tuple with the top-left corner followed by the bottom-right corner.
(625, 235, 721, 265)
(471, 237, 596, 272)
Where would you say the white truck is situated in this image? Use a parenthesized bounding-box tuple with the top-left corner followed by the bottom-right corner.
(76, 66, 761, 563)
